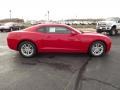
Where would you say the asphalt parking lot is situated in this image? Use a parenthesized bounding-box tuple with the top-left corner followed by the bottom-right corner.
(0, 32, 120, 90)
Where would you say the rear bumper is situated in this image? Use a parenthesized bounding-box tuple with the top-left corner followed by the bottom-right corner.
(7, 33, 19, 51)
(7, 38, 18, 50)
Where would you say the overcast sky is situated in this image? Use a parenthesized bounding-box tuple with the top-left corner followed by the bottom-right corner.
(0, 0, 120, 20)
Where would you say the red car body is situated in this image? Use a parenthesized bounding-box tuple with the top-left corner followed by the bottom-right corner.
(7, 24, 111, 55)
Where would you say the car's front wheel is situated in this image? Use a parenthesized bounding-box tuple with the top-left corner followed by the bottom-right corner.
(109, 27, 118, 36)
(18, 41, 37, 58)
(89, 41, 106, 57)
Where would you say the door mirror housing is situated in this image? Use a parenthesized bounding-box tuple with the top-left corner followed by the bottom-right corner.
(71, 31, 77, 35)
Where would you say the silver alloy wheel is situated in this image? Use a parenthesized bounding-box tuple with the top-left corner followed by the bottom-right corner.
(21, 43, 34, 57)
(91, 42, 104, 56)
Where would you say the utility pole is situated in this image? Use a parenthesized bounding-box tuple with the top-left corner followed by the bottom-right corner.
(48, 11, 49, 21)
(9, 10, 11, 20)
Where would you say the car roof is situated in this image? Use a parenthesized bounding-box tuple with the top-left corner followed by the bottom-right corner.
(34, 23, 69, 27)
(24, 23, 71, 32)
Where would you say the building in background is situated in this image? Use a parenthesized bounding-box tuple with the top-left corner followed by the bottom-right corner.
(60, 18, 104, 25)
(0, 18, 24, 24)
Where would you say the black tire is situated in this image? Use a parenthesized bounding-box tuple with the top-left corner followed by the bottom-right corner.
(18, 41, 37, 58)
(109, 27, 118, 36)
(96, 29, 102, 33)
(89, 41, 106, 57)
(9, 28, 13, 32)
(18, 27, 21, 30)
(1, 30, 3, 32)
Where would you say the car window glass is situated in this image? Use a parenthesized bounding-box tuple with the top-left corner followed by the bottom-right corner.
(38, 26, 71, 34)
(48, 27, 71, 34)
(49, 27, 55, 32)
(38, 27, 49, 33)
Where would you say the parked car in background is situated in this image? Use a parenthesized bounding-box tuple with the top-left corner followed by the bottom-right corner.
(96, 17, 120, 35)
(7, 24, 111, 58)
(0, 22, 24, 32)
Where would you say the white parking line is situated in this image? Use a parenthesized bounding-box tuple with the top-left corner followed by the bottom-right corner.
(0, 45, 8, 49)
(0, 52, 10, 56)
(0, 45, 9, 56)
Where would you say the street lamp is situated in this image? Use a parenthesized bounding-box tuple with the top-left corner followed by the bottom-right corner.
(9, 10, 11, 20)
(48, 11, 49, 21)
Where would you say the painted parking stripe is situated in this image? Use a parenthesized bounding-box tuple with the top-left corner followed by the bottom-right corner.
(0, 45, 10, 56)
(0, 52, 10, 56)
(0, 45, 8, 49)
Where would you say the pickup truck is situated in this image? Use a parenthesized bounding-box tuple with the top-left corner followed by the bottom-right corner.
(96, 17, 120, 35)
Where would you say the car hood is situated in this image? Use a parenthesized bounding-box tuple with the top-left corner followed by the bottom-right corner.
(82, 32, 108, 37)
(98, 21, 115, 25)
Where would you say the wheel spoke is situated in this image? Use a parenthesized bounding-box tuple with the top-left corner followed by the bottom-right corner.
(27, 50, 29, 55)
(22, 44, 26, 49)
(98, 46, 103, 50)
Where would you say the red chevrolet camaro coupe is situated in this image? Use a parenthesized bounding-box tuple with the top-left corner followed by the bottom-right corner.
(7, 24, 111, 58)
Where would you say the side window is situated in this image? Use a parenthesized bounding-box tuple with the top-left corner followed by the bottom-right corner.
(37, 27, 49, 33)
(48, 27, 71, 34)
(49, 27, 56, 33)
(37, 26, 71, 34)
(55, 27, 71, 34)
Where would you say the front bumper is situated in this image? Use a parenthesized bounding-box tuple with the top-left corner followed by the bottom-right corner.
(96, 26, 111, 31)
(96, 29, 111, 33)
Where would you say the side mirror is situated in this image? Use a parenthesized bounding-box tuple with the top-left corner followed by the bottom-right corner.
(71, 31, 77, 35)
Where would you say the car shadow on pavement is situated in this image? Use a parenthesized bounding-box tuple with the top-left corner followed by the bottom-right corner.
(13, 53, 89, 73)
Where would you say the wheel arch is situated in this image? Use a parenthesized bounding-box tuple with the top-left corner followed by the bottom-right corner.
(111, 25, 116, 29)
(17, 39, 38, 52)
(88, 40, 107, 53)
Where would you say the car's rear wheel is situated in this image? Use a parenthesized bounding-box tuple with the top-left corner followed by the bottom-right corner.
(96, 29, 102, 33)
(89, 41, 106, 57)
(0, 30, 3, 32)
(18, 41, 37, 58)
(9, 28, 13, 32)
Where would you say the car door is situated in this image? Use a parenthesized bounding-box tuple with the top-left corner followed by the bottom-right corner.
(37, 26, 81, 52)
